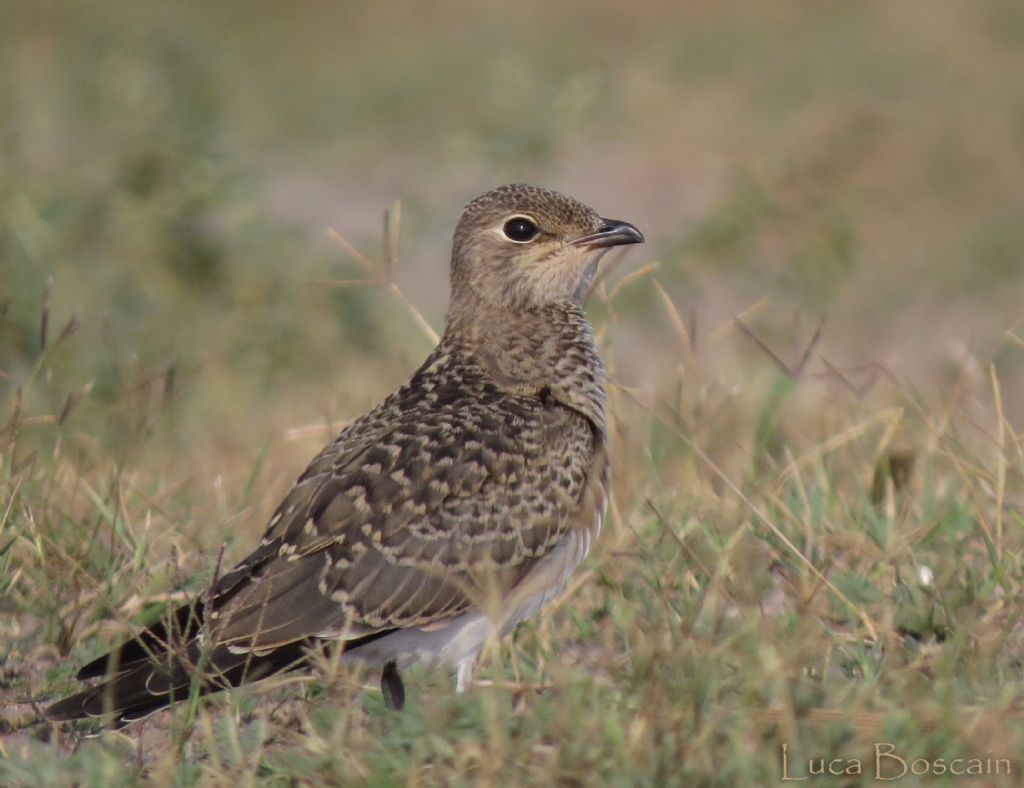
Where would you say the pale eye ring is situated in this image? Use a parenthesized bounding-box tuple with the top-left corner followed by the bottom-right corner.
(501, 215, 539, 243)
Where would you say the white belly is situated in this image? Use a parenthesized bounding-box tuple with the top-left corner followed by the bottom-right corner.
(340, 526, 594, 677)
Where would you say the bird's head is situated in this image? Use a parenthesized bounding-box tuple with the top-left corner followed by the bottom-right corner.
(449, 184, 644, 314)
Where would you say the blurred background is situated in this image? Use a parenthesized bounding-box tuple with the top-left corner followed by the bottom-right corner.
(4, 0, 1023, 433)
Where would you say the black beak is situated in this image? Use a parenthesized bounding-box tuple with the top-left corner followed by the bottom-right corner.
(572, 218, 645, 250)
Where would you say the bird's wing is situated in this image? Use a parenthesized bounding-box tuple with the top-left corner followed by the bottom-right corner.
(209, 388, 603, 650)
(48, 389, 603, 725)
(71, 384, 603, 689)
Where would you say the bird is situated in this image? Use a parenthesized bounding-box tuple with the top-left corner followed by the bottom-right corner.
(44, 183, 644, 727)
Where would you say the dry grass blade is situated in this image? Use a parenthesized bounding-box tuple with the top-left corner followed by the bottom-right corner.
(793, 314, 826, 377)
(325, 217, 440, 345)
(384, 200, 401, 281)
(733, 315, 794, 378)
(387, 282, 440, 345)
(705, 298, 768, 347)
(326, 228, 379, 277)
(584, 246, 643, 300)
(282, 420, 350, 442)
(820, 356, 882, 399)
(605, 261, 660, 302)
(652, 278, 693, 355)
(310, 278, 382, 288)
(991, 364, 1007, 558)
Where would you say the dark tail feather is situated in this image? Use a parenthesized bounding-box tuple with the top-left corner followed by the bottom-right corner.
(76, 601, 205, 681)
(75, 552, 276, 682)
(45, 640, 310, 728)
(46, 627, 399, 727)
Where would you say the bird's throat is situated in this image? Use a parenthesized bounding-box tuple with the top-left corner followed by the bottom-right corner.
(447, 302, 607, 429)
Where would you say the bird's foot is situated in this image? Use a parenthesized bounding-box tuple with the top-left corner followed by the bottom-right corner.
(381, 660, 405, 711)
(455, 659, 474, 693)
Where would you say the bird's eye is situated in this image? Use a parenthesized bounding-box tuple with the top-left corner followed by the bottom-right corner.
(502, 216, 539, 243)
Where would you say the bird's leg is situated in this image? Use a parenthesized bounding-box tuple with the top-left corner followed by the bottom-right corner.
(381, 660, 405, 711)
(455, 659, 474, 693)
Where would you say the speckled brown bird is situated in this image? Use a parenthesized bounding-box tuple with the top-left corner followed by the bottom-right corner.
(44, 183, 644, 726)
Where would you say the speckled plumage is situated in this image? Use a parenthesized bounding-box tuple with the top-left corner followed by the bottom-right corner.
(45, 184, 643, 726)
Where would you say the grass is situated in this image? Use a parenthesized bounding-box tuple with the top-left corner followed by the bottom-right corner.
(3, 1, 1024, 785)
(3, 217, 1023, 785)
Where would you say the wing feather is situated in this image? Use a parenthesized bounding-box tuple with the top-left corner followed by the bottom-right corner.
(215, 389, 599, 643)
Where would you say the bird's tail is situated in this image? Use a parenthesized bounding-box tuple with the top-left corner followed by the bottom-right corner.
(44, 639, 309, 727)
